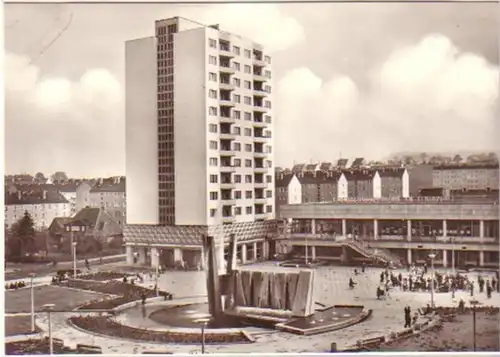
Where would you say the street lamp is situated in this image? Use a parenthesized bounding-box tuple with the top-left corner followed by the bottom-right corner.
(194, 318, 210, 354)
(72, 242, 77, 277)
(29, 273, 36, 332)
(470, 299, 481, 351)
(428, 253, 436, 308)
(450, 237, 456, 275)
(43, 303, 55, 355)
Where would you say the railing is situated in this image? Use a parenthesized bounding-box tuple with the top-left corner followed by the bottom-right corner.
(290, 197, 499, 205)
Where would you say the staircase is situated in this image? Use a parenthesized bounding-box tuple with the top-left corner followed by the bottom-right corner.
(345, 240, 402, 267)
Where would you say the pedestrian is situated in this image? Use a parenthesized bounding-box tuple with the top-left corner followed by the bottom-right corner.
(361, 262, 366, 273)
(423, 263, 428, 275)
(486, 281, 492, 299)
(380, 272, 385, 283)
(470, 282, 474, 297)
(404, 306, 411, 328)
(85, 259, 90, 270)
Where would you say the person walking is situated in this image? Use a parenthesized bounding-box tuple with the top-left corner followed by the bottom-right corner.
(404, 306, 411, 328)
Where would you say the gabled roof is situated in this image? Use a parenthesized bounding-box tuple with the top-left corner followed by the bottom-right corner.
(275, 173, 294, 187)
(69, 207, 101, 227)
(336, 158, 348, 168)
(343, 169, 376, 181)
(49, 217, 72, 232)
(90, 177, 126, 193)
(350, 157, 365, 168)
(296, 172, 319, 184)
(5, 190, 69, 205)
(378, 167, 406, 178)
(305, 163, 319, 172)
(316, 170, 342, 183)
(319, 162, 333, 171)
(291, 164, 306, 173)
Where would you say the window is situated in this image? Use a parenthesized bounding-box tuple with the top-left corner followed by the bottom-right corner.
(244, 49, 251, 58)
(233, 46, 240, 55)
(233, 127, 241, 135)
(209, 124, 218, 133)
(244, 128, 252, 136)
(264, 115, 272, 123)
(266, 174, 272, 183)
(234, 207, 242, 215)
(264, 85, 272, 93)
(245, 143, 252, 152)
(233, 62, 241, 71)
(234, 190, 242, 199)
(209, 141, 218, 150)
(210, 174, 218, 183)
(233, 110, 241, 119)
(210, 191, 219, 200)
(233, 142, 241, 151)
(234, 174, 242, 183)
(244, 96, 252, 105)
(209, 157, 218, 166)
(210, 208, 217, 217)
(209, 72, 217, 81)
(266, 190, 272, 198)
(245, 174, 252, 183)
(209, 55, 217, 65)
(209, 38, 217, 48)
(245, 190, 253, 199)
(244, 80, 251, 89)
(266, 145, 272, 153)
(266, 160, 272, 168)
(264, 70, 271, 78)
(266, 205, 273, 213)
(264, 55, 271, 64)
(233, 78, 241, 87)
(233, 94, 241, 103)
(265, 100, 272, 108)
(246, 206, 253, 214)
(209, 107, 218, 116)
(265, 130, 272, 138)
(209, 89, 217, 99)
(244, 112, 252, 121)
(234, 158, 241, 167)
(244, 65, 251, 73)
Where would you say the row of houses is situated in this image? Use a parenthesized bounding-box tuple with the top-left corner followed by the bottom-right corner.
(275, 167, 410, 216)
(4, 177, 126, 230)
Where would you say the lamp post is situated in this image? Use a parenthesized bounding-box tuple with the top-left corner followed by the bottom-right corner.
(43, 303, 55, 355)
(450, 237, 456, 275)
(155, 251, 160, 297)
(428, 253, 436, 308)
(194, 318, 210, 354)
(30, 273, 36, 332)
(72, 241, 77, 277)
(470, 299, 480, 351)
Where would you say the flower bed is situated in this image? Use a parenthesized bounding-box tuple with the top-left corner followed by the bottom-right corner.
(5, 339, 75, 355)
(430, 306, 499, 316)
(5, 281, 27, 290)
(76, 272, 130, 281)
(69, 316, 251, 344)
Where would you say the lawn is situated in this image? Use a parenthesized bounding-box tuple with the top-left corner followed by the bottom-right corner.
(5, 285, 109, 313)
(5, 316, 41, 337)
(376, 311, 500, 351)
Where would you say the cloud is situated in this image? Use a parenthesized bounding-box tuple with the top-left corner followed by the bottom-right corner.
(5, 52, 124, 176)
(275, 34, 499, 166)
(203, 4, 305, 52)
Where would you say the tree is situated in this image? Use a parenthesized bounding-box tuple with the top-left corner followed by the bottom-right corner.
(35, 172, 47, 183)
(452, 154, 463, 163)
(51, 171, 68, 183)
(7, 211, 36, 258)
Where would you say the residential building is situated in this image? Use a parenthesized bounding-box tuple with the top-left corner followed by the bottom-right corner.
(5, 189, 70, 230)
(297, 171, 320, 203)
(275, 172, 302, 217)
(89, 177, 126, 226)
(378, 167, 410, 198)
(432, 163, 499, 190)
(124, 16, 276, 269)
(336, 158, 348, 169)
(317, 170, 348, 201)
(350, 157, 366, 169)
(408, 164, 434, 197)
(75, 181, 93, 212)
(343, 169, 381, 199)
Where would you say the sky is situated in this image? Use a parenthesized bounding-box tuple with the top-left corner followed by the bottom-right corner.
(4, 2, 499, 177)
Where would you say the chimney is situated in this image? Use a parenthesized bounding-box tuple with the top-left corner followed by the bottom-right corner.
(42, 190, 47, 200)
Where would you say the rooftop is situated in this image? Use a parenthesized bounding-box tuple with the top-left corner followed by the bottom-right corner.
(5, 190, 69, 205)
(434, 163, 499, 170)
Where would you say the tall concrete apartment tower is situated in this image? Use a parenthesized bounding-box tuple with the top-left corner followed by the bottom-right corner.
(124, 17, 277, 270)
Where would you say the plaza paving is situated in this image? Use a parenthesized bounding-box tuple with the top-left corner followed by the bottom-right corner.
(32, 263, 500, 353)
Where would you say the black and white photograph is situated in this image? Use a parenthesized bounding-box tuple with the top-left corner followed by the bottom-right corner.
(3, 1, 500, 354)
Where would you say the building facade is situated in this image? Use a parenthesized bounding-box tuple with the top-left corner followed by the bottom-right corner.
(378, 167, 410, 198)
(89, 177, 126, 226)
(124, 16, 276, 269)
(5, 190, 70, 230)
(275, 172, 302, 218)
(432, 163, 499, 190)
(344, 169, 381, 199)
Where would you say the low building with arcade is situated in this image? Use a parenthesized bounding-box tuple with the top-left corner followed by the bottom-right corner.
(277, 198, 499, 268)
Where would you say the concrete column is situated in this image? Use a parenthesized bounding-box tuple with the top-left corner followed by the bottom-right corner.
(443, 220, 447, 237)
(442, 249, 447, 267)
(138, 247, 147, 265)
(174, 248, 184, 262)
(241, 244, 247, 264)
(311, 219, 316, 235)
(407, 220, 412, 242)
(480, 220, 485, 241)
(126, 245, 134, 265)
(218, 245, 224, 273)
(373, 219, 378, 240)
(151, 247, 160, 268)
(342, 219, 347, 237)
(479, 251, 485, 267)
(311, 246, 316, 261)
(253, 242, 258, 260)
(407, 249, 412, 264)
(261, 241, 267, 260)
